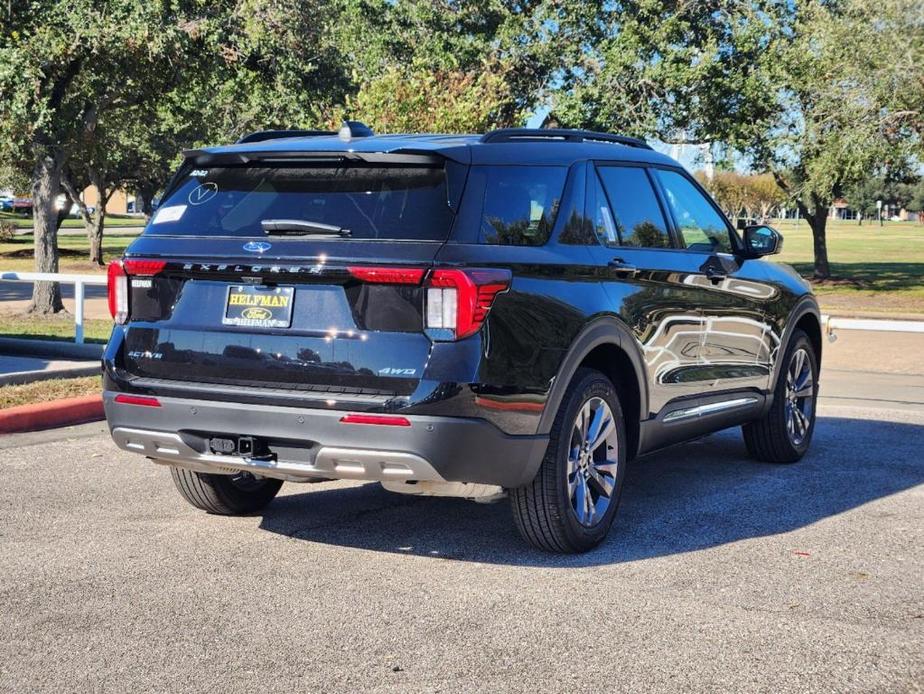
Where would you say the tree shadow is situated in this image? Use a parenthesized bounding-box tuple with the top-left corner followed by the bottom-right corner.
(787, 262, 924, 293)
(257, 416, 924, 567)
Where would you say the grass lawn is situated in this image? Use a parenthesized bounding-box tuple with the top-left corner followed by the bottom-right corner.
(0, 211, 146, 229)
(0, 375, 101, 409)
(0, 311, 112, 343)
(0, 218, 921, 320)
(774, 219, 924, 316)
(0, 233, 136, 273)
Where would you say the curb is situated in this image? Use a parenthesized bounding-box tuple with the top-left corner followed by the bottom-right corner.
(0, 394, 104, 434)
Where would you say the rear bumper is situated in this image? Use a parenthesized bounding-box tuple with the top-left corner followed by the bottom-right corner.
(103, 391, 548, 488)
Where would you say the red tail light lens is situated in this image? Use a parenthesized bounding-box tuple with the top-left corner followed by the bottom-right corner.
(425, 269, 511, 339)
(347, 266, 425, 284)
(339, 413, 411, 427)
(107, 258, 167, 324)
(123, 259, 167, 276)
(107, 261, 128, 324)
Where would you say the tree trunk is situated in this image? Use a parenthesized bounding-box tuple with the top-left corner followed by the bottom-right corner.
(798, 199, 831, 280)
(88, 205, 106, 265)
(29, 150, 66, 314)
(137, 182, 157, 218)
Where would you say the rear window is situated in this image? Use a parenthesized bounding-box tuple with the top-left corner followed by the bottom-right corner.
(147, 163, 455, 241)
(478, 166, 567, 245)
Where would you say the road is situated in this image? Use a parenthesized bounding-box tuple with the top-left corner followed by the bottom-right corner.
(1, 368, 922, 692)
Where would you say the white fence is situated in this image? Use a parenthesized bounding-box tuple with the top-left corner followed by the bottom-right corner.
(0, 271, 108, 344)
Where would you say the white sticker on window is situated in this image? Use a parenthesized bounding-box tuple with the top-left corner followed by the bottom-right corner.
(152, 205, 186, 224)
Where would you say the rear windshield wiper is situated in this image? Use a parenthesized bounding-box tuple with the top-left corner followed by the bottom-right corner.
(261, 219, 352, 237)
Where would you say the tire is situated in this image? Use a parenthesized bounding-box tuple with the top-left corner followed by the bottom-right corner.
(511, 368, 628, 553)
(743, 329, 819, 463)
(170, 466, 283, 515)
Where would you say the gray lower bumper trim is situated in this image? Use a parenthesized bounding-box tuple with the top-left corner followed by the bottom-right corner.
(111, 426, 445, 483)
(103, 390, 549, 488)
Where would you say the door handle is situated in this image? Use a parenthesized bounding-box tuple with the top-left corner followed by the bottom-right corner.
(608, 257, 640, 277)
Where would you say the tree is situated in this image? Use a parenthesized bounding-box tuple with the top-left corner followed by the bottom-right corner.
(551, 0, 922, 279)
(333, 60, 519, 133)
(745, 0, 923, 278)
(0, 2, 352, 299)
(907, 180, 924, 221)
(749, 174, 786, 221)
(0, 2, 200, 311)
(331, 0, 592, 132)
(551, 1, 785, 148)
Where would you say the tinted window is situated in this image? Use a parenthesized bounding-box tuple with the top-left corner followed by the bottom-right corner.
(479, 166, 567, 245)
(656, 170, 733, 252)
(146, 163, 454, 240)
(596, 166, 671, 248)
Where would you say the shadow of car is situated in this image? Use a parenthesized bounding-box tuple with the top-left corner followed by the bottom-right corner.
(254, 415, 924, 568)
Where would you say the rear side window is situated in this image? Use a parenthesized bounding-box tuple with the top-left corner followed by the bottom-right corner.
(146, 163, 455, 241)
(478, 166, 567, 245)
(655, 169, 733, 253)
(596, 166, 671, 249)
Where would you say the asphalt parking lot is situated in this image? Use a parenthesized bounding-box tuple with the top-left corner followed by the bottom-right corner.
(1, 363, 923, 692)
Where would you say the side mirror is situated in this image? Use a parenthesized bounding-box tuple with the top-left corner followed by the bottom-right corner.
(743, 225, 783, 257)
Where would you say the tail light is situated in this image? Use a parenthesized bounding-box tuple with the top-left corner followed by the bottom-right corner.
(107, 259, 167, 324)
(425, 269, 511, 340)
(107, 262, 128, 324)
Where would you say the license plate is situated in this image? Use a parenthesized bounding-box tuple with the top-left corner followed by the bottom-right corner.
(223, 285, 294, 328)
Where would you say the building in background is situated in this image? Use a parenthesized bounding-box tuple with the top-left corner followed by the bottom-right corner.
(81, 186, 137, 214)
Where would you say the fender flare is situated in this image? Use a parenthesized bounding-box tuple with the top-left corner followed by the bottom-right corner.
(770, 295, 822, 389)
(536, 316, 649, 435)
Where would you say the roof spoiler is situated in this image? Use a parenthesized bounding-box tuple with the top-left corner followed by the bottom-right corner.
(237, 129, 334, 144)
(480, 128, 652, 150)
(236, 120, 375, 145)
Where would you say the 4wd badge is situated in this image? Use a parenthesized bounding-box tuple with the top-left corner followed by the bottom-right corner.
(378, 367, 417, 376)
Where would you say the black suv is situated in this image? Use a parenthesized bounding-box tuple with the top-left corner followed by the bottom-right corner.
(103, 125, 821, 553)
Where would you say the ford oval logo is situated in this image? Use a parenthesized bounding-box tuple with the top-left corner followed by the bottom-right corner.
(243, 241, 272, 253)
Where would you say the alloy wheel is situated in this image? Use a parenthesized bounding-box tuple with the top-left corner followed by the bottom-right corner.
(567, 396, 620, 527)
(784, 347, 815, 445)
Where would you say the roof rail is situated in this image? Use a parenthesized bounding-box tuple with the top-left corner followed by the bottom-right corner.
(480, 128, 652, 150)
(236, 129, 334, 144)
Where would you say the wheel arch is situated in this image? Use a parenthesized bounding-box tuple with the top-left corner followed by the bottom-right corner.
(538, 316, 648, 459)
(772, 296, 822, 389)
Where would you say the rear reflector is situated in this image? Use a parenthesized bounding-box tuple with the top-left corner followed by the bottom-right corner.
(347, 266, 425, 285)
(339, 413, 411, 427)
(113, 394, 161, 408)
